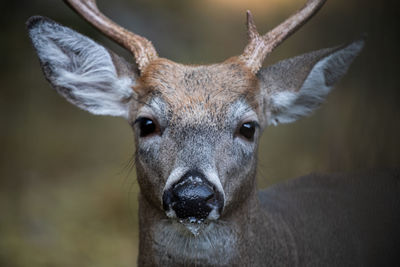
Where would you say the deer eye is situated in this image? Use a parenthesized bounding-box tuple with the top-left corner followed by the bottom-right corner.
(135, 117, 159, 137)
(238, 121, 257, 141)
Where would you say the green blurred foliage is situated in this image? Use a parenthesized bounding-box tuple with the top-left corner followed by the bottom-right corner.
(0, 0, 399, 266)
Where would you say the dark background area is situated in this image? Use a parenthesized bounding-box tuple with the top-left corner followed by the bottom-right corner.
(0, 0, 399, 266)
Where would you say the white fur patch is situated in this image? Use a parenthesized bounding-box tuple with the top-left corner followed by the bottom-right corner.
(29, 18, 135, 118)
(268, 56, 332, 125)
(163, 167, 188, 195)
(204, 169, 225, 210)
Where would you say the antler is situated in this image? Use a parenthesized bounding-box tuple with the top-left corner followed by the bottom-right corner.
(64, 0, 158, 71)
(239, 0, 327, 73)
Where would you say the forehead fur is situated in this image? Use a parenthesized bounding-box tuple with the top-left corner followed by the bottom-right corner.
(135, 58, 259, 124)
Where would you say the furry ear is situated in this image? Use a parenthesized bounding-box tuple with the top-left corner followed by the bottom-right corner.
(27, 16, 138, 119)
(257, 40, 364, 126)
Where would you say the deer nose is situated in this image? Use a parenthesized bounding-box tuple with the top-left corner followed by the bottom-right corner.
(163, 171, 222, 220)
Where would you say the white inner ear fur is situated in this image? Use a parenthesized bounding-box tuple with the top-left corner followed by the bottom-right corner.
(268, 56, 332, 125)
(267, 41, 364, 126)
(29, 19, 135, 118)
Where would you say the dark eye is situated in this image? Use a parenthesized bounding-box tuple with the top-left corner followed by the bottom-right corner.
(238, 121, 257, 141)
(135, 117, 159, 137)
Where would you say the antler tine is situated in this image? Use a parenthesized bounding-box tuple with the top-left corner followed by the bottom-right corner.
(64, 0, 158, 71)
(239, 0, 327, 73)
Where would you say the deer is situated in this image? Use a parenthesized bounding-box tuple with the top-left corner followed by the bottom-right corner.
(27, 0, 400, 266)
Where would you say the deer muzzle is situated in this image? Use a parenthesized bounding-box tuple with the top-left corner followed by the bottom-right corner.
(162, 170, 224, 222)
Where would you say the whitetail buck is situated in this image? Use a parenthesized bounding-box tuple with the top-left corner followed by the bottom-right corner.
(28, 0, 399, 266)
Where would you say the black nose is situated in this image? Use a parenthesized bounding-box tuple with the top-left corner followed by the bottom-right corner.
(163, 171, 221, 220)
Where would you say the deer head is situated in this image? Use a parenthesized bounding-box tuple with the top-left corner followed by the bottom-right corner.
(27, 0, 363, 232)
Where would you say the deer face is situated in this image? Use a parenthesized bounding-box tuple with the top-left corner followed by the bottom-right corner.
(28, 0, 363, 234)
(132, 59, 261, 222)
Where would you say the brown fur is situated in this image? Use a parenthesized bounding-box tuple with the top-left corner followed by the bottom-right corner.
(133, 57, 260, 125)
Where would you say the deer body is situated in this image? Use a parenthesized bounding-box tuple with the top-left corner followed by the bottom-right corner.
(28, 0, 399, 266)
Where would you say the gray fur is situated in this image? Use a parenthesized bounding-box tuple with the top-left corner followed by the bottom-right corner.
(258, 171, 400, 266)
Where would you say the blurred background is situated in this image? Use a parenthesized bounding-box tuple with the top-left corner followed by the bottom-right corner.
(0, 0, 399, 266)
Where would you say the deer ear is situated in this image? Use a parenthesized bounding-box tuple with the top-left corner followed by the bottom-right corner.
(257, 40, 364, 126)
(27, 16, 138, 119)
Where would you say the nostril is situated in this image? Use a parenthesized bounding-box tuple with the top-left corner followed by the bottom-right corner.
(205, 193, 214, 201)
(162, 190, 173, 211)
